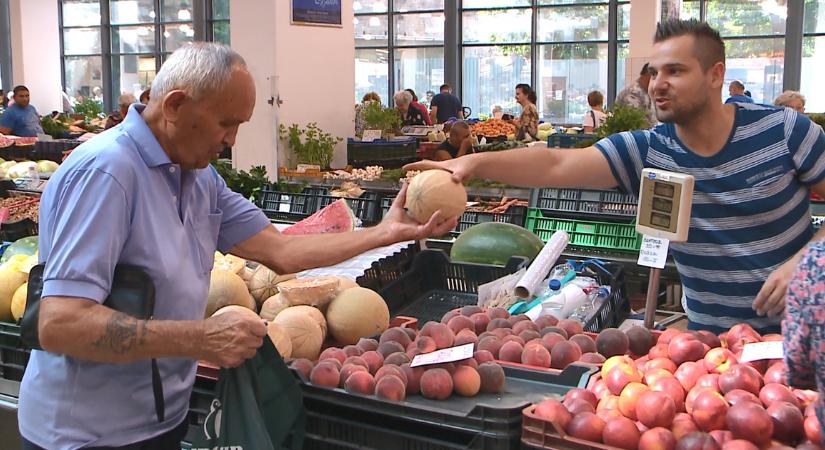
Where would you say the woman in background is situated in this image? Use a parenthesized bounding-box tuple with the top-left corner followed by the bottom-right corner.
(775, 91, 806, 114)
(354, 91, 381, 137)
(513, 83, 538, 140)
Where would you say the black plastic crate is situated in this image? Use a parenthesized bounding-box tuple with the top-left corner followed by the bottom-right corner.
(562, 259, 630, 332)
(256, 186, 327, 223)
(318, 190, 383, 226)
(0, 321, 29, 382)
(32, 140, 82, 163)
(530, 187, 637, 221)
(380, 197, 528, 239)
(347, 138, 419, 169)
(356, 242, 421, 292)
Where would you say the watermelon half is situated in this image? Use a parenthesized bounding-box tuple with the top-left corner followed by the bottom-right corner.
(283, 199, 356, 235)
(1, 236, 38, 264)
(450, 222, 544, 265)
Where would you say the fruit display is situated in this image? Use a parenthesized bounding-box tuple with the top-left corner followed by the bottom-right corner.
(323, 166, 384, 181)
(523, 323, 822, 450)
(0, 240, 38, 321)
(470, 119, 517, 138)
(450, 221, 545, 265)
(404, 169, 468, 224)
(293, 317, 507, 402)
(0, 195, 39, 224)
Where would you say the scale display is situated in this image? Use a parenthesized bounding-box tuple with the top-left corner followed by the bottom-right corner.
(636, 169, 694, 242)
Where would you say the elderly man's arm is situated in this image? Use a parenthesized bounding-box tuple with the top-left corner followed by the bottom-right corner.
(38, 296, 265, 367)
(229, 184, 457, 274)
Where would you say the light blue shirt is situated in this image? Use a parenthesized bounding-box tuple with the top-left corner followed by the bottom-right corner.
(18, 104, 271, 449)
(725, 94, 755, 104)
(0, 103, 44, 137)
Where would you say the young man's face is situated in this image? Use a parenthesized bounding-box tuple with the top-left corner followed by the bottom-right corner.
(13, 90, 30, 107)
(648, 35, 724, 124)
(449, 126, 470, 146)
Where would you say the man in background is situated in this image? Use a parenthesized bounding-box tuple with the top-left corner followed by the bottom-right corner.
(726, 80, 754, 104)
(0, 85, 43, 137)
(614, 63, 657, 125)
(430, 84, 463, 124)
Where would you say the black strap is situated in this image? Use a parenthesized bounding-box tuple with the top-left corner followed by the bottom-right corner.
(151, 358, 165, 422)
(590, 110, 597, 128)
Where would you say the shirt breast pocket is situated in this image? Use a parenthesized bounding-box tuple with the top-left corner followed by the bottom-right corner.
(190, 211, 223, 275)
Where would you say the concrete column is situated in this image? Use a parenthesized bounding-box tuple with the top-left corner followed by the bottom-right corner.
(626, 0, 660, 87)
(8, 0, 62, 113)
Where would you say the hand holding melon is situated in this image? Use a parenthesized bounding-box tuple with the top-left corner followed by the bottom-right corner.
(378, 170, 465, 241)
(204, 305, 267, 368)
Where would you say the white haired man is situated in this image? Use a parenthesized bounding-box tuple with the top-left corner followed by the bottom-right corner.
(18, 43, 456, 449)
(775, 90, 806, 113)
(104, 92, 138, 129)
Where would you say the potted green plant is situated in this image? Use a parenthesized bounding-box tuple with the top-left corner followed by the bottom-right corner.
(73, 98, 104, 120)
(278, 122, 343, 170)
(362, 101, 401, 139)
(575, 105, 652, 148)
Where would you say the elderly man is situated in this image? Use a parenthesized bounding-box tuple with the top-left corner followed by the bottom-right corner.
(0, 85, 44, 137)
(18, 43, 455, 450)
(775, 90, 806, 113)
(395, 90, 426, 126)
(615, 64, 657, 126)
(105, 93, 138, 129)
(725, 80, 754, 104)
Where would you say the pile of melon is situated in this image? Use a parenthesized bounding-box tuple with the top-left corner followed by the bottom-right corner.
(0, 236, 39, 322)
(208, 251, 391, 362)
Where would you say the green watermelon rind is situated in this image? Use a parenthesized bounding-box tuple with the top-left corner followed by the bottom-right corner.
(1, 235, 38, 264)
(450, 222, 543, 266)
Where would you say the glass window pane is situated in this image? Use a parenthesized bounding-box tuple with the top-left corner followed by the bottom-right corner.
(394, 47, 445, 109)
(537, 6, 609, 42)
(539, 0, 607, 5)
(213, 21, 230, 44)
(706, 0, 786, 37)
(801, 36, 825, 112)
(112, 26, 157, 54)
(804, 0, 825, 33)
(395, 13, 444, 46)
(111, 0, 156, 24)
(617, 42, 629, 95)
(353, 0, 388, 14)
(462, 9, 531, 44)
(163, 24, 195, 52)
(355, 15, 388, 47)
(724, 38, 784, 104)
(355, 48, 390, 105)
(63, 28, 102, 55)
(619, 3, 631, 40)
(162, 0, 193, 22)
(462, 46, 531, 119)
(463, 0, 531, 8)
(61, 0, 101, 27)
(537, 43, 608, 124)
(213, 0, 230, 20)
(64, 56, 103, 106)
(111, 55, 156, 108)
(681, 0, 701, 20)
(395, 0, 444, 12)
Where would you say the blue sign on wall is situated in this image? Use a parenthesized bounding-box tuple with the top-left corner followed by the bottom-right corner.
(292, 0, 342, 26)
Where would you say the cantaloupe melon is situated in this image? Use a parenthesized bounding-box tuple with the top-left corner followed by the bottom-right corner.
(280, 304, 327, 340)
(260, 293, 291, 321)
(212, 252, 246, 274)
(205, 270, 256, 318)
(325, 287, 390, 345)
(266, 321, 293, 359)
(336, 277, 359, 291)
(212, 304, 260, 319)
(273, 306, 324, 359)
(278, 276, 340, 308)
(404, 169, 467, 224)
(10, 282, 27, 321)
(0, 268, 28, 321)
(248, 265, 295, 304)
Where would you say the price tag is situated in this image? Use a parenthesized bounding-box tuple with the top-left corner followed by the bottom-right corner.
(278, 194, 291, 213)
(362, 129, 382, 142)
(637, 235, 669, 269)
(410, 343, 474, 368)
(740, 341, 784, 362)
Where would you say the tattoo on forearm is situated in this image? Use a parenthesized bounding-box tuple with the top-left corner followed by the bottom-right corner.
(92, 312, 148, 354)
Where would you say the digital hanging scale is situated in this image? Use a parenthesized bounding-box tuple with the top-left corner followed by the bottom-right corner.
(635, 168, 695, 328)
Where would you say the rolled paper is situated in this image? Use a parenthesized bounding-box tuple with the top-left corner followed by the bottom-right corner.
(514, 230, 569, 299)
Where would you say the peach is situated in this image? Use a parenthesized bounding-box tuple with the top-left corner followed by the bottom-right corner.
(469, 312, 491, 335)
(477, 362, 505, 393)
(703, 348, 738, 374)
(374, 374, 406, 401)
(603, 416, 642, 450)
(691, 390, 728, 432)
(640, 427, 677, 450)
(651, 376, 687, 413)
(477, 337, 503, 358)
(767, 401, 804, 445)
(627, 326, 655, 356)
(460, 305, 483, 317)
(619, 382, 650, 420)
(380, 327, 412, 348)
(566, 412, 606, 443)
(647, 357, 679, 374)
(454, 329, 478, 347)
(760, 383, 799, 408)
(342, 345, 363, 358)
(695, 374, 720, 392)
(375, 364, 407, 385)
(597, 328, 630, 358)
(486, 318, 512, 331)
(356, 338, 379, 352)
(558, 319, 584, 337)
(542, 332, 567, 350)
(452, 366, 481, 397)
(519, 330, 541, 343)
(565, 388, 599, 408)
(676, 431, 721, 450)
(566, 399, 596, 415)
(804, 414, 822, 444)
(510, 314, 530, 324)
(764, 362, 787, 385)
(501, 335, 525, 346)
(521, 344, 551, 368)
(675, 361, 709, 392)
(726, 402, 774, 446)
(724, 389, 761, 407)
(343, 356, 368, 369)
(570, 334, 597, 354)
(512, 320, 539, 335)
(658, 328, 682, 345)
(551, 341, 582, 369)
(598, 394, 621, 412)
(344, 370, 375, 395)
(319, 347, 347, 365)
(606, 363, 643, 396)
(360, 351, 384, 375)
(420, 368, 453, 400)
(289, 358, 315, 379)
(669, 334, 707, 365)
(447, 315, 475, 335)
(473, 349, 495, 364)
(637, 390, 677, 428)
(580, 352, 606, 364)
(718, 365, 763, 396)
(709, 430, 733, 447)
(441, 310, 460, 324)
(339, 363, 368, 388)
(671, 413, 700, 440)
(420, 322, 455, 349)
(309, 361, 340, 388)
(650, 343, 671, 359)
(498, 341, 524, 363)
(541, 326, 569, 339)
(721, 440, 758, 450)
(415, 336, 437, 354)
(455, 357, 478, 369)
(602, 355, 636, 378)
(646, 368, 676, 386)
(400, 363, 421, 394)
(534, 314, 559, 329)
(487, 307, 509, 320)
(377, 341, 406, 358)
(534, 399, 572, 430)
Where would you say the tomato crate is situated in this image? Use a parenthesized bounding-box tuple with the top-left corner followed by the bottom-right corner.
(317, 190, 383, 226)
(529, 187, 637, 222)
(0, 321, 29, 382)
(525, 209, 642, 253)
(380, 197, 528, 239)
(256, 186, 327, 223)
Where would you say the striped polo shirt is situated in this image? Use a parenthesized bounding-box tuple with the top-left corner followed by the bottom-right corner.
(595, 103, 825, 333)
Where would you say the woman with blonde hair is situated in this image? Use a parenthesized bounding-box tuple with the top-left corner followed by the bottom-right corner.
(774, 90, 806, 113)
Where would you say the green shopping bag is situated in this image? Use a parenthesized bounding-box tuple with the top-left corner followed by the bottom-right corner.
(189, 338, 305, 450)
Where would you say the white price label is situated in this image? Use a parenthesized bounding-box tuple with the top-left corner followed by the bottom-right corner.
(410, 343, 475, 368)
(362, 129, 382, 142)
(278, 195, 291, 212)
(739, 341, 784, 362)
(637, 235, 670, 269)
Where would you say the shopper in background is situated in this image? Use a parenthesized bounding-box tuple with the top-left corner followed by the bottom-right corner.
(775, 90, 806, 113)
(615, 63, 657, 125)
(140, 88, 151, 104)
(511, 83, 539, 141)
(726, 80, 754, 104)
(434, 120, 473, 160)
(406, 89, 433, 126)
(395, 90, 426, 126)
(354, 91, 381, 137)
(582, 90, 607, 133)
(430, 83, 463, 124)
(407, 19, 825, 334)
(18, 43, 457, 450)
(0, 85, 44, 137)
(104, 93, 137, 130)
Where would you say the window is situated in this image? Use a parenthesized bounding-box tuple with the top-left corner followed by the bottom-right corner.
(802, 0, 825, 111)
(59, 0, 230, 113)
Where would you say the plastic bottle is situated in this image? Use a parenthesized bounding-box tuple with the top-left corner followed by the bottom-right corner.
(25, 165, 40, 190)
(569, 287, 611, 321)
(547, 263, 576, 292)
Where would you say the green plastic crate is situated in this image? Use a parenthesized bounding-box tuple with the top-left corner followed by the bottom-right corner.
(525, 208, 642, 253)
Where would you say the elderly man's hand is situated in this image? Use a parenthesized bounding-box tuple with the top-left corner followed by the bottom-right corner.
(379, 183, 458, 242)
(754, 258, 799, 317)
(201, 309, 267, 367)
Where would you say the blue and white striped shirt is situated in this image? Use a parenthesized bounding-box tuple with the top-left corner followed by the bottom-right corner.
(595, 103, 825, 333)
